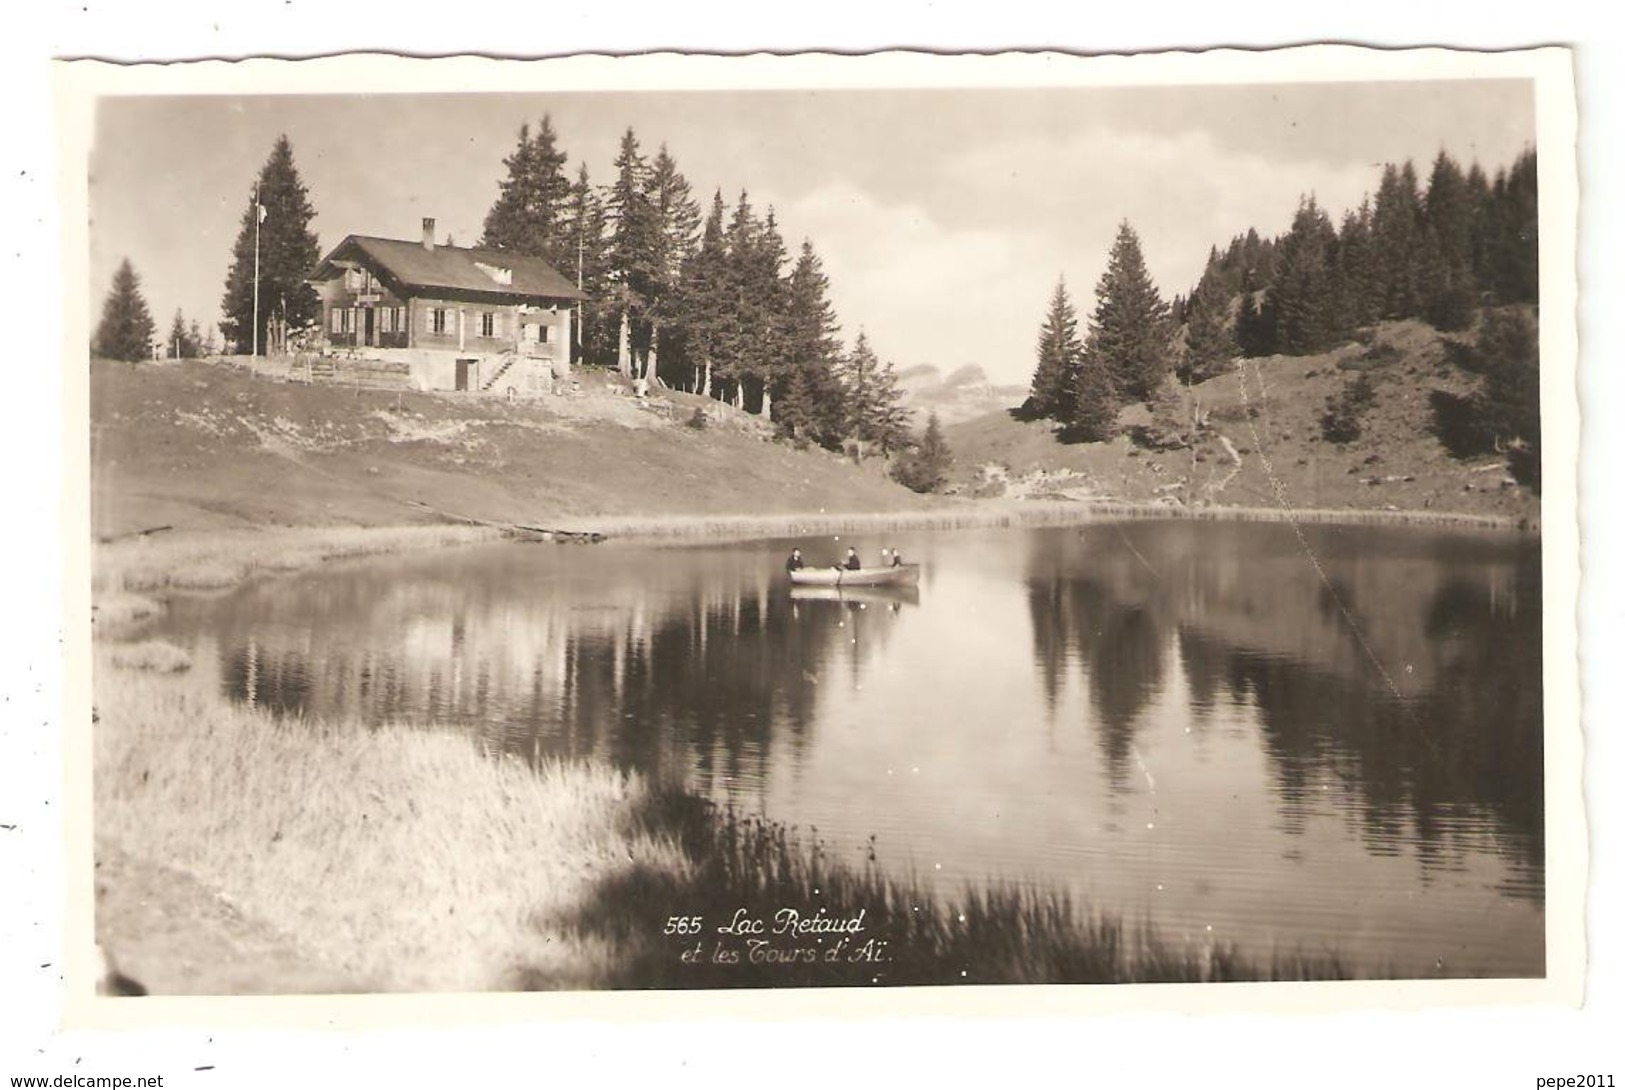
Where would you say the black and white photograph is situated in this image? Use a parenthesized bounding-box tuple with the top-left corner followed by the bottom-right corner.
(56, 48, 1584, 1009)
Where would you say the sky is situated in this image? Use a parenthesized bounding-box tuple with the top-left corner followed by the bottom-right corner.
(89, 81, 1535, 385)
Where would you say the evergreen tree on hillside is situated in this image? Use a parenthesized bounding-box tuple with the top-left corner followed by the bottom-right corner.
(1484, 149, 1539, 305)
(839, 332, 911, 459)
(1332, 201, 1381, 331)
(165, 309, 202, 359)
(1028, 277, 1084, 420)
(564, 163, 614, 366)
(743, 208, 791, 413)
(640, 144, 701, 385)
(1179, 265, 1237, 383)
(891, 411, 953, 493)
(1270, 196, 1342, 355)
(220, 135, 322, 354)
(1370, 160, 1425, 320)
(674, 191, 732, 398)
(1068, 346, 1120, 442)
(93, 258, 156, 361)
(776, 239, 847, 446)
(606, 127, 657, 375)
(1235, 271, 1277, 358)
(712, 192, 792, 411)
(1464, 162, 1495, 290)
(1471, 308, 1541, 489)
(1081, 221, 1172, 403)
(1420, 150, 1478, 331)
(479, 117, 573, 268)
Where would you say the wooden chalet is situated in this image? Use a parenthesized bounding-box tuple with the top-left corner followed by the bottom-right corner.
(309, 218, 586, 395)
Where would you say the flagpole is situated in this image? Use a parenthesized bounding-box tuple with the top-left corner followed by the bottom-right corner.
(252, 189, 262, 357)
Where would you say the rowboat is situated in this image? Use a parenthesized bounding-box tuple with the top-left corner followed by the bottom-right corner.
(788, 563, 921, 588)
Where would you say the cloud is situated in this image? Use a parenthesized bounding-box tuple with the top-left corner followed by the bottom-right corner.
(782, 181, 1054, 386)
(779, 125, 1381, 386)
(944, 124, 1377, 291)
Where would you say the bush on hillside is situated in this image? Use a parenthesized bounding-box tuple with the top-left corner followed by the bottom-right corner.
(1321, 374, 1377, 444)
(1427, 309, 1541, 490)
(1131, 377, 1203, 452)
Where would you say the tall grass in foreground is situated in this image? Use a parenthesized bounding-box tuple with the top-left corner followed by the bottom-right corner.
(97, 657, 1350, 992)
(547, 806, 1350, 989)
(95, 656, 684, 992)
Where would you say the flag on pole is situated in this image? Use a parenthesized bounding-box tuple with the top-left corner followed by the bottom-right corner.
(257, 203, 267, 224)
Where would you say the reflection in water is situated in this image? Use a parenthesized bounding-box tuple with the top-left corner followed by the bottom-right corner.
(1026, 522, 1542, 903)
(156, 522, 1544, 977)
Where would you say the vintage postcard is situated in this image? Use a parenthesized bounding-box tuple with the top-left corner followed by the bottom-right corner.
(53, 45, 1580, 1024)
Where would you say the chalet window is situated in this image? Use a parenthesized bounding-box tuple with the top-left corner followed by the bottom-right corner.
(330, 306, 344, 334)
(431, 308, 448, 335)
(480, 312, 495, 337)
(379, 306, 393, 334)
(536, 325, 550, 343)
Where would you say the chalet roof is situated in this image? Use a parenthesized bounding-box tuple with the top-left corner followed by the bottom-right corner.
(312, 235, 587, 304)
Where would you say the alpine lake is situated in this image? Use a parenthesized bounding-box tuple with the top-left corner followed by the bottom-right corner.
(152, 518, 1545, 979)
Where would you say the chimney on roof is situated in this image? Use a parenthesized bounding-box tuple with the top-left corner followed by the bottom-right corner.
(421, 217, 436, 252)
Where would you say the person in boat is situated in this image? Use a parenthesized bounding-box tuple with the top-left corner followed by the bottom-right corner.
(786, 548, 805, 573)
(888, 547, 904, 567)
(843, 547, 862, 571)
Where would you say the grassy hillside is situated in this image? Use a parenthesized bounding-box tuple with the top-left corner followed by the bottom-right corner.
(944, 319, 1540, 526)
(89, 359, 935, 538)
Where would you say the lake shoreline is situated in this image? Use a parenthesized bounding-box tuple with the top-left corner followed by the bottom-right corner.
(92, 499, 1531, 606)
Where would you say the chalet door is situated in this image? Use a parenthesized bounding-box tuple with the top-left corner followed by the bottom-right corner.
(455, 358, 473, 392)
(363, 307, 376, 347)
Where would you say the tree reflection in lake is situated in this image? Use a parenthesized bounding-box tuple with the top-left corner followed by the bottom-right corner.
(179, 542, 907, 802)
(1023, 520, 1542, 898)
(156, 522, 1545, 977)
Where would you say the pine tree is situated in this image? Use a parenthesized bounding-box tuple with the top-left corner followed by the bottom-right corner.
(219, 135, 322, 354)
(892, 410, 953, 493)
(1484, 149, 1538, 305)
(1465, 162, 1495, 293)
(675, 191, 732, 398)
(1270, 196, 1341, 354)
(641, 143, 701, 385)
(187, 318, 207, 358)
(1028, 277, 1084, 421)
(711, 191, 762, 406)
(478, 116, 573, 267)
(1235, 271, 1277, 359)
(1179, 265, 1236, 384)
(838, 332, 911, 459)
(1081, 221, 1172, 404)
(1420, 150, 1478, 330)
(93, 258, 156, 361)
(564, 163, 614, 366)
(605, 127, 656, 376)
(1068, 347, 1120, 442)
(776, 239, 846, 446)
(1371, 160, 1425, 319)
(866, 356, 913, 459)
(1332, 200, 1381, 331)
(164, 309, 202, 358)
(1471, 307, 1541, 489)
(740, 208, 790, 413)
